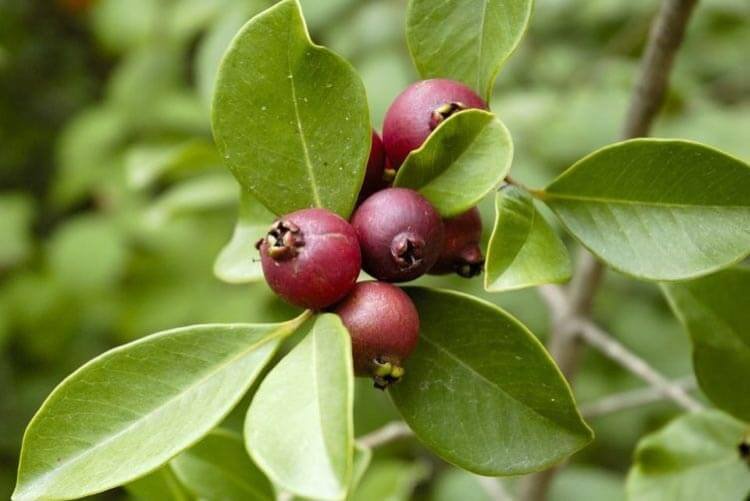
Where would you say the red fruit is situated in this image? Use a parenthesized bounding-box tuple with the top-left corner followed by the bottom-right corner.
(357, 131, 389, 204)
(351, 188, 444, 282)
(257, 208, 361, 310)
(382, 79, 488, 168)
(429, 207, 484, 278)
(334, 281, 419, 388)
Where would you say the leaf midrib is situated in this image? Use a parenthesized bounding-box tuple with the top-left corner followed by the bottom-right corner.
(285, 17, 322, 207)
(419, 335, 584, 437)
(18, 328, 283, 497)
(545, 191, 750, 210)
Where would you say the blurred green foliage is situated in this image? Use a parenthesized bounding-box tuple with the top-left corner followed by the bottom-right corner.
(0, 0, 747, 498)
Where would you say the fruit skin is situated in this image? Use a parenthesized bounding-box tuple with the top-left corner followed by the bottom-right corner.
(357, 131, 389, 204)
(382, 79, 488, 168)
(333, 281, 419, 388)
(351, 188, 444, 282)
(257, 208, 361, 310)
(429, 207, 484, 278)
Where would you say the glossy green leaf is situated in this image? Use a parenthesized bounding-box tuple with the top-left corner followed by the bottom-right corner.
(125, 465, 193, 501)
(662, 267, 750, 422)
(350, 459, 429, 501)
(543, 139, 750, 281)
(394, 110, 513, 217)
(626, 410, 750, 501)
(246, 314, 354, 500)
(214, 190, 275, 284)
(212, 0, 370, 218)
(171, 429, 273, 501)
(11, 317, 307, 501)
(485, 186, 571, 292)
(406, 0, 534, 99)
(390, 288, 592, 475)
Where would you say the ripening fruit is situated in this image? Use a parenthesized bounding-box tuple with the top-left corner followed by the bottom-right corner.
(382, 79, 488, 168)
(257, 208, 361, 310)
(429, 207, 484, 278)
(333, 281, 419, 388)
(351, 188, 444, 282)
(357, 131, 389, 204)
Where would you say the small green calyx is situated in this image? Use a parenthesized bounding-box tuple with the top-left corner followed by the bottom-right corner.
(371, 357, 405, 390)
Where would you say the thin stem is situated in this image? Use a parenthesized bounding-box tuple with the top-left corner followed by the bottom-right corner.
(574, 319, 703, 412)
(357, 421, 413, 449)
(581, 376, 697, 418)
(521, 1, 700, 498)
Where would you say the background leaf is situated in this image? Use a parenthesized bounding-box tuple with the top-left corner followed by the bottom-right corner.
(485, 186, 571, 291)
(350, 459, 429, 501)
(406, 0, 534, 99)
(543, 139, 750, 281)
(394, 110, 513, 217)
(626, 410, 750, 501)
(390, 287, 593, 475)
(663, 267, 750, 422)
(214, 190, 275, 284)
(212, 0, 370, 218)
(125, 465, 193, 501)
(12, 319, 304, 501)
(245, 314, 354, 500)
(171, 429, 273, 501)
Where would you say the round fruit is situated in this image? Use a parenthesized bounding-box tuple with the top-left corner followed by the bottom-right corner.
(351, 188, 444, 282)
(357, 131, 389, 204)
(382, 79, 488, 168)
(333, 281, 419, 388)
(257, 208, 361, 310)
(429, 207, 484, 278)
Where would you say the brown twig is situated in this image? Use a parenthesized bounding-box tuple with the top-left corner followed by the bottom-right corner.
(581, 376, 698, 418)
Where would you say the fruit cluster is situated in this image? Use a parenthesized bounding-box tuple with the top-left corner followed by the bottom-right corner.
(257, 79, 487, 388)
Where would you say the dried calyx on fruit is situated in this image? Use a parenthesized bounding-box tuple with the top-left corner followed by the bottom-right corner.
(429, 207, 484, 278)
(257, 208, 361, 310)
(333, 281, 419, 389)
(382, 78, 488, 168)
(351, 188, 444, 282)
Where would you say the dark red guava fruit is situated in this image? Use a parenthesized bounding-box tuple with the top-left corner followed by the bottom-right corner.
(257, 208, 361, 310)
(382, 79, 488, 168)
(429, 207, 484, 278)
(351, 188, 444, 282)
(357, 131, 389, 204)
(333, 281, 419, 388)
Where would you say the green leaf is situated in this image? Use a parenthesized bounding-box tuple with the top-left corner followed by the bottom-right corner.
(246, 314, 354, 500)
(406, 0, 534, 99)
(171, 429, 273, 501)
(350, 443, 372, 495)
(11, 317, 307, 501)
(543, 139, 750, 281)
(0, 193, 34, 268)
(350, 459, 430, 501)
(390, 287, 592, 475)
(662, 267, 750, 422)
(626, 410, 750, 501)
(485, 186, 571, 292)
(212, 0, 370, 218)
(125, 140, 221, 189)
(125, 465, 193, 501)
(214, 190, 275, 284)
(144, 174, 237, 226)
(394, 110, 513, 217)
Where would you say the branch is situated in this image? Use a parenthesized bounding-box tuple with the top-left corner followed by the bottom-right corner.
(581, 376, 698, 418)
(357, 421, 413, 449)
(521, 0, 700, 499)
(574, 319, 703, 412)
